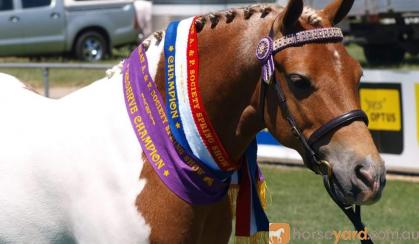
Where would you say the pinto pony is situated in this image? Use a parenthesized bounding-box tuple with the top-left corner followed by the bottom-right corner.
(0, 0, 385, 243)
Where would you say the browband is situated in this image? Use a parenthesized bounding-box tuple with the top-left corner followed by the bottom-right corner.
(256, 27, 344, 83)
(273, 27, 343, 53)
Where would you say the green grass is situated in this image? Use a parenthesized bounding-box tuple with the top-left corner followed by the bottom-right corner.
(258, 165, 419, 243)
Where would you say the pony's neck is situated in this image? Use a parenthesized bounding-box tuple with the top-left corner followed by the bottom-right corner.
(195, 11, 276, 163)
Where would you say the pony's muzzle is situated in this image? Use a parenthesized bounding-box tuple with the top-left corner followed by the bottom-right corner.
(352, 160, 386, 205)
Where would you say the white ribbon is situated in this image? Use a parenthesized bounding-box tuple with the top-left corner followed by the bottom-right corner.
(174, 18, 220, 170)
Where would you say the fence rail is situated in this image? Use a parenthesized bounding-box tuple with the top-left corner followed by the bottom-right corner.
(0, 63, 112, 97)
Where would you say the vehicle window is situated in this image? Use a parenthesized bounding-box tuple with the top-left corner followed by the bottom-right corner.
(22, 0, 52, 8)
(0, 0, 13, 11)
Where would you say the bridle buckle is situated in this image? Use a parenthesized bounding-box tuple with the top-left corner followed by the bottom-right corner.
(318, 160, 333, 180)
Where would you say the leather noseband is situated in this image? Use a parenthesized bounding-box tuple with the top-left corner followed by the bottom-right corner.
(308, 109, 369, 147)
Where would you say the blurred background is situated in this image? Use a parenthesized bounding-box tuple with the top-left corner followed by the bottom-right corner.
(0, 1, 418, 242)
(1, 0, 419, 94)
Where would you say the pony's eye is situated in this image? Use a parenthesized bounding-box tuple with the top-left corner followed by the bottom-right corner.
(288, 73, 312, 90)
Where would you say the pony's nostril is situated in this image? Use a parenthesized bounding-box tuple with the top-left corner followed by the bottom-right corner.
(355, 165, 375, 189)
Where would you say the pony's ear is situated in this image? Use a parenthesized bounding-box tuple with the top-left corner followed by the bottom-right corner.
(279, 0, 304, 32)
(322, 0, 354, 25)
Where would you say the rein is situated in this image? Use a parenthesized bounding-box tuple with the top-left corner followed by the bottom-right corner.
(257, 26, 373, 244)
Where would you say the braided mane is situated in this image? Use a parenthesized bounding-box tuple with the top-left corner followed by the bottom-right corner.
(195, 4, 322, 31)
(142, 4, 322, 50)
(195, 4, 278, 31)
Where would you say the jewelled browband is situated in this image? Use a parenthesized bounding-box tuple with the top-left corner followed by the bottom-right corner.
(273, 27, 343, 53)
(256, 27, 344, 83)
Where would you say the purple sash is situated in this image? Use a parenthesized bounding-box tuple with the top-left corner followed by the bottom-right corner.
(123, 45, 229, 204)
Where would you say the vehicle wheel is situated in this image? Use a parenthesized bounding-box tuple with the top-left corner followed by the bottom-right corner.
(75, 31, 108, 62)
(363, 44, 405, 65)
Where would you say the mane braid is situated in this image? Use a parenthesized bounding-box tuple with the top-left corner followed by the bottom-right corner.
(303, 7, 322, 25)
(195, 16, 206, 32)
(243, 7, 255, 19)
(153, 31, 164, 44)
(142, 30, 164, 51)
(208, 13, 221, 28)
(142, 38, 151, 51)
(225, 10, 236, 23)
(260, 5, 273, 18)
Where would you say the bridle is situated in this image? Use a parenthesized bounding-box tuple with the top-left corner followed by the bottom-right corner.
(257, 27, 373, 244)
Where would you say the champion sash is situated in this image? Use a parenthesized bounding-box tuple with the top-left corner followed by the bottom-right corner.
(125, 19, 269, 242)
(186, 21, 238, 171)
(164, 20, 192, 153)
(123, 45, 229, 204)
(172, 18, 229, 177)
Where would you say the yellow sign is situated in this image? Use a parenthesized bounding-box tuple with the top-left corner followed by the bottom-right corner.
(269, 223, 290, 244)
(416, 84, 419, 144)
(360, 89, 401, 131)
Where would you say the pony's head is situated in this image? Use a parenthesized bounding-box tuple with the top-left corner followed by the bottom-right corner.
(261, 0, 385, 205)
(191, 0, 385, 206)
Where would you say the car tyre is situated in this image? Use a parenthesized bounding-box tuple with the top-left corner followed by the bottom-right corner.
(75, 31, 108, 62)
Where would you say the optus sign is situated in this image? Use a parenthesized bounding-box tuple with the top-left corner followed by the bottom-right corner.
(359, 83, 403, 154)
(360, 89, 401, 131)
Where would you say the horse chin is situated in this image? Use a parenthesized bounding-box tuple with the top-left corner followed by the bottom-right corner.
(351, 181, 384, 206)
(325, 177, 355, 206)
(327, 172, 384, 206)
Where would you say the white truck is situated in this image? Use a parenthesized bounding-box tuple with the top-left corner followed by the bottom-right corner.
(0, 0, 142, 61)
(303, 0, 419, 64)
